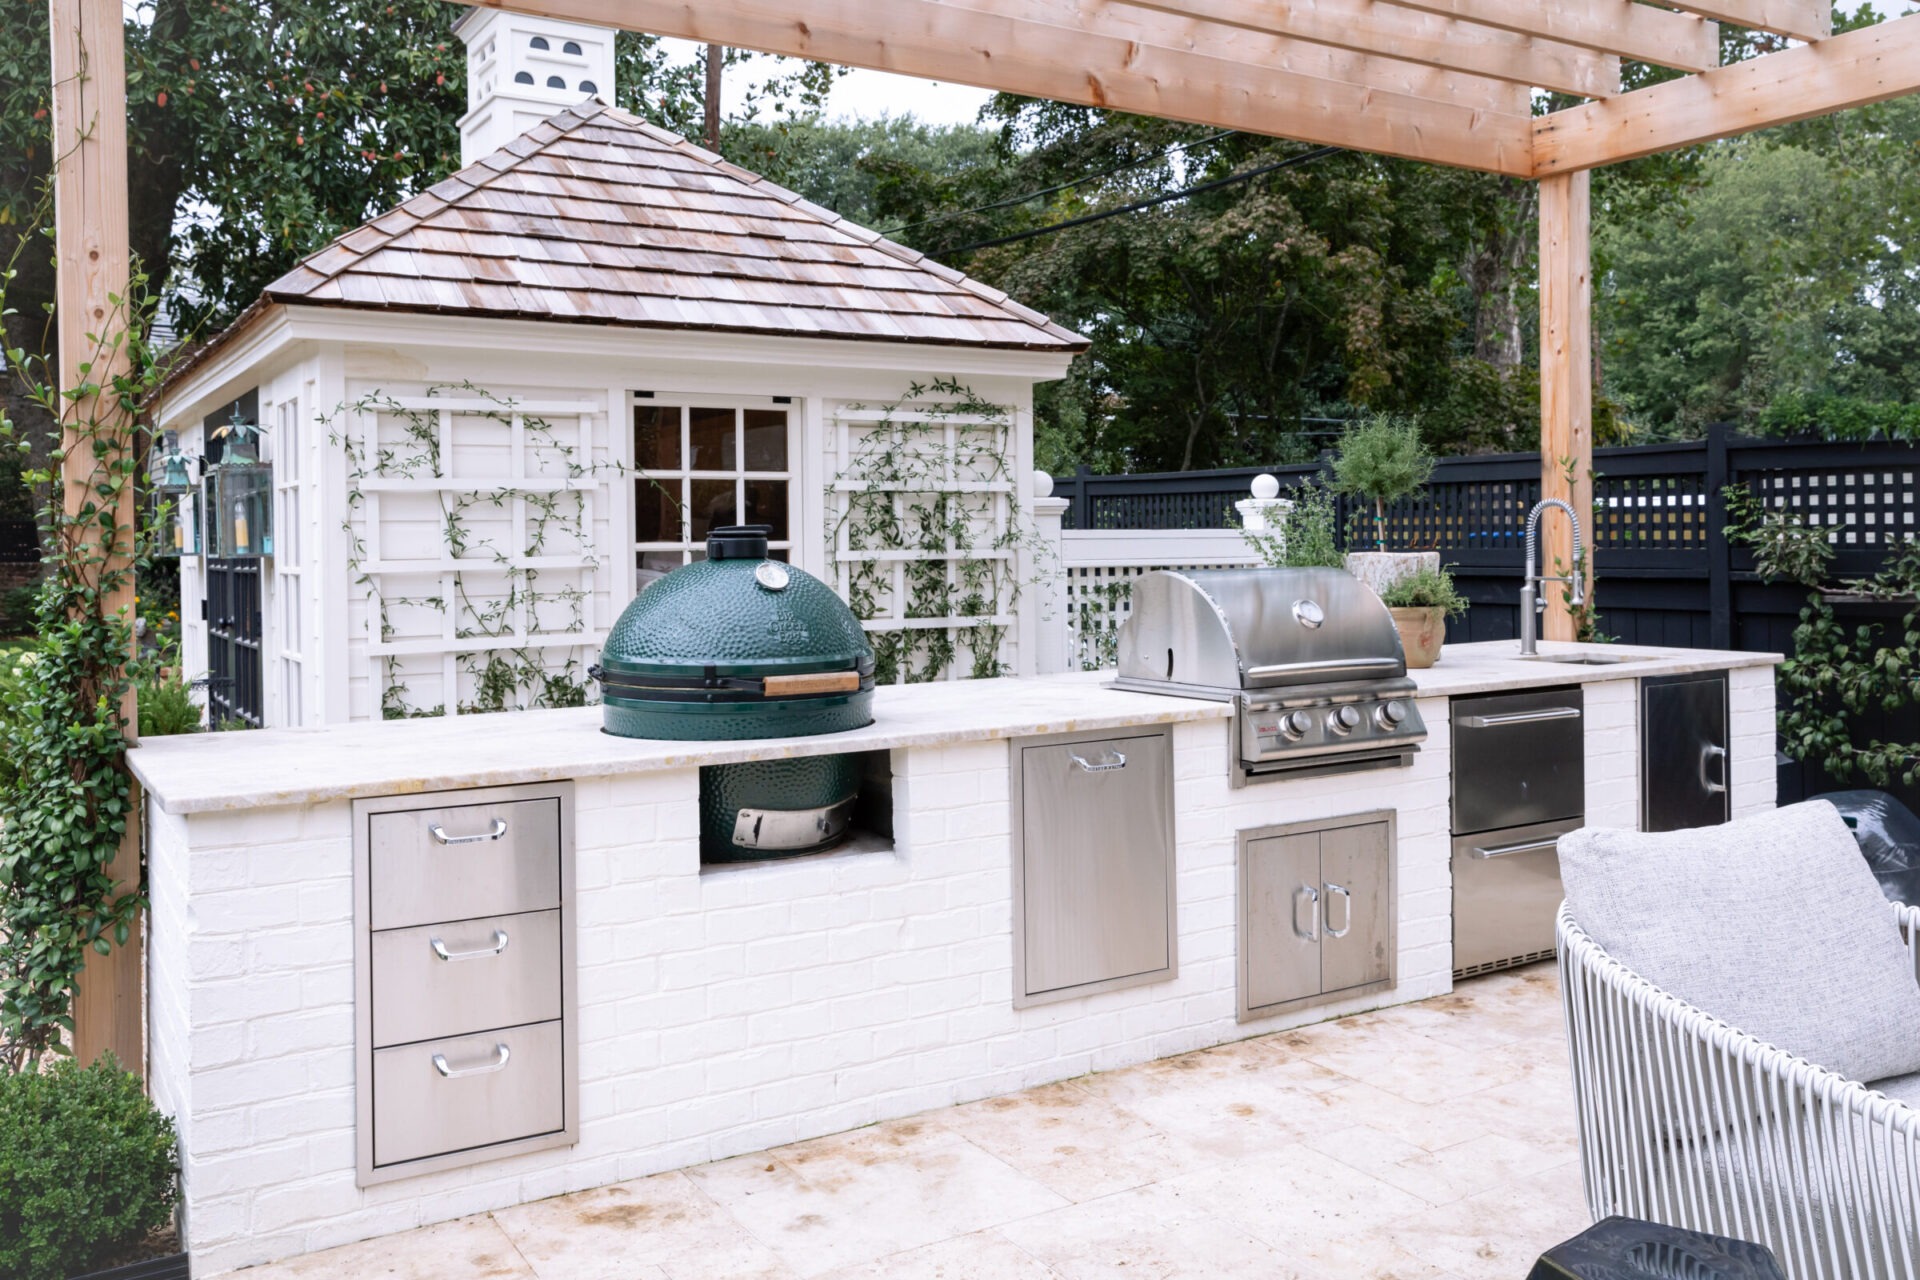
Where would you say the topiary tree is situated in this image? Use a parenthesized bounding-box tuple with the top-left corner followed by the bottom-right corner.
(0, 1054, 180, 1280)
(1330, 415, 1434, 552)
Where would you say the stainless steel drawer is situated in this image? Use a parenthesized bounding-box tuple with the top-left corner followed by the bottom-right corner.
(370, 909, 561, 1048)
(371, 1021, 565, 1169)
(369, 796, 561, 930)
(1450, 687, 1585, 834)
(1451, 817, 1581, 976)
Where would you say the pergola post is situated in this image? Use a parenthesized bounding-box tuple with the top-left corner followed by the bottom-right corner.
(51, 0, 144, 1073)
(1537, 168, 1593, 642)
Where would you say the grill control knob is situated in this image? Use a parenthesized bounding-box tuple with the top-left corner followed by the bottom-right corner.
(1328, 705, 1362, 735)
(1281, 710, 1314, 740)
(1376, 699, 1409, 730)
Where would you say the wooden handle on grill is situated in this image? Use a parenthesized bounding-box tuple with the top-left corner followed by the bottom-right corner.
(762, 671, 862, 696)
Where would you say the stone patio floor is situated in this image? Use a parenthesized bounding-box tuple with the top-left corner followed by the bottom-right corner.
(241, 964, 1585, 1280)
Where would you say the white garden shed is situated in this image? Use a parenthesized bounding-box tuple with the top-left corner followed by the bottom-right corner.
(151, 15, 1085, 728)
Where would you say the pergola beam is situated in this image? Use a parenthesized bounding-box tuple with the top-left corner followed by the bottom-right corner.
(1535, 12, 1920, 173)
(988, 0, 1528, 115)
(1387, 0, 1718, 73)
(1669, 0, 1828, 43)
(470, 0, 1535, 174)
(1127, 0, 1621, 98)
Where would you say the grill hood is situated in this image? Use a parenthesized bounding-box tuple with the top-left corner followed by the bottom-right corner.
(593, 526, 876, 740)
(1114, 567, 1407, 695)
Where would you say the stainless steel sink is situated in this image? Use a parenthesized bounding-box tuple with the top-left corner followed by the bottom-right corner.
(1516, 653, 1637, 666)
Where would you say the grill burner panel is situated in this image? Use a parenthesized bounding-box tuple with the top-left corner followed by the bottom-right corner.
(1112, 568, 1428, 785)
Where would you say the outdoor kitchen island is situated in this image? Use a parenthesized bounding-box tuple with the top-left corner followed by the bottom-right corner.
(132, 640, 1777, 1275)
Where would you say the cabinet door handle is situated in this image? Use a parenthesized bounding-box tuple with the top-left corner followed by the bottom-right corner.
(1068, 750, 1127, 773)
(1700, 744, 1728, 795)
(431, 1043, 511, 1079)
(428, 817, 509, 846)
(1471, 837, 1562, 859)
(1324, 883, 1352, 938)
(1457, 707, 1582, 728)
(1293, 884, 1320, 941)
(429, 929, 509, 962)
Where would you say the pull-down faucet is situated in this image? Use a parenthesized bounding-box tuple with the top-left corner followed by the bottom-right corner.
(1520, 498, 1586, 656)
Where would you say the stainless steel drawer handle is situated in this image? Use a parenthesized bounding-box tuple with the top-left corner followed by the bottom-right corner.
(1457, 707, 1582, 728)
(427, 817, 509, 846)
(1293, 884, 1320, 941)
(429, 930, 509, 962)
(1325, 883, 1352, 938)
(1068, 750, 1128, 773)
(1471, 837, 1563, 859)
(431, 1043, 511, 1079)
(1700, 743, 1728, 795)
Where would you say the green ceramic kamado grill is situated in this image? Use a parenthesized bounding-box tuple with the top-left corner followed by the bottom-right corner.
(592, 525, 876, 861)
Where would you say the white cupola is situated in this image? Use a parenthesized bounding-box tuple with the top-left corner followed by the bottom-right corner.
(451, 8, 615, 166)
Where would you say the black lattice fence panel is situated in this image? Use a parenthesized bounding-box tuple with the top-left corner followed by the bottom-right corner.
(1738, 451, 1918, 569)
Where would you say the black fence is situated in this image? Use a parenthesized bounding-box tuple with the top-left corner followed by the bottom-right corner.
(0, 520, 38, 565)
(1060, 427, 1920, 808)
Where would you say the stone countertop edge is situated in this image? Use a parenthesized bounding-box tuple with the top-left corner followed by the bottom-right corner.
(130, 644, 1782, 816)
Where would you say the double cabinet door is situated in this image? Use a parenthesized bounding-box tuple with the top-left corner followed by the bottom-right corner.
(1239, 813, 1394, 1020)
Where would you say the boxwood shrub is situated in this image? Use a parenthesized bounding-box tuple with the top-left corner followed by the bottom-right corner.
(0, 1055, 180, 1280)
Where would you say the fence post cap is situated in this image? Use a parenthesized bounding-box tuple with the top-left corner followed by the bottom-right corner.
(1032, 470, 1055, 498)
(1251, 473, 1281, 499)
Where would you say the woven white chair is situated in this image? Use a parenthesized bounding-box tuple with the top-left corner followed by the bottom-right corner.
(1559, 900, 1920, 1280)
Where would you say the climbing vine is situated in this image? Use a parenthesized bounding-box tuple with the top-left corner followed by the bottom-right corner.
(829, 379, 1053, 683)
(1727, 485, 1920, 788)
(326, 383, 615, 717)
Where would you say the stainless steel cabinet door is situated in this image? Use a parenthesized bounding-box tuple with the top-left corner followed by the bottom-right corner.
(1019, 732, 1173, 999)
(369, 797, 562, 930)
(1320, 821, 1391, 995)
(370, 909, 563, 1048)
(1242, 833, 1324, 1011)
(1642, 673, 1730, 832)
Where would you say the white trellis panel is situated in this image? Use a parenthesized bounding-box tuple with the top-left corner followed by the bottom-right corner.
(1057, 528, 1262, 671)
(827, 399, 1025, 682)
(345, 391, 611, 718)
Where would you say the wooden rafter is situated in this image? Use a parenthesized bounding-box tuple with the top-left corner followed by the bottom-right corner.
(1386, 0, 1718, 73)
(1668, 0, 1829, 42)
(1014, 0, 1528, 115)
(469, 0, 1536, 174)
(1536, 12, 1920, 173)
(1126, 0, 1621, 98)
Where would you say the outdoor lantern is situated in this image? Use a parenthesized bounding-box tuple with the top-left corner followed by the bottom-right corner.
(148, 430, 200, 558)
(205, 416, 273, 559)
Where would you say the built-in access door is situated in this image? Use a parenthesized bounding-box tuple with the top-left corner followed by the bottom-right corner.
(1642, 672, 1730, 832)
(1239, 811, 1396, 1021)
(205, 557, 263, 727)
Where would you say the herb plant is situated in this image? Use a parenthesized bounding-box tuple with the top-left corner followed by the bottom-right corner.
(0, 1054, 180, 1280)
(1244, 481, 1345, 569)
(1330, 416, 1434, 552)
(1378, 562, 1469, 618)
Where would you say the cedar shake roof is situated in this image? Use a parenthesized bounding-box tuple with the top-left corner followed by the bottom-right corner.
(258, 103, 1086, 352)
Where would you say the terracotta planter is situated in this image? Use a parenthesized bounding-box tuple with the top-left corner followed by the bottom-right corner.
(1389, 605, 1447, 669)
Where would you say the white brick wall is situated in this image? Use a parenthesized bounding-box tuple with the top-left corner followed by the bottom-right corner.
(1729, 664, 1778, 818)
(148, 669, 1776, 1274)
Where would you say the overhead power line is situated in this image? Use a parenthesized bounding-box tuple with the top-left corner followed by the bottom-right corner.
(879, 130, 1240, 238)
(948, 146, 1341, 255)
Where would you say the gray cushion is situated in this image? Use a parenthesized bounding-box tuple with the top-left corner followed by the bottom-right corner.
(1870, 1070, 1920, 1110)
(1559, 799, 1920, 1084)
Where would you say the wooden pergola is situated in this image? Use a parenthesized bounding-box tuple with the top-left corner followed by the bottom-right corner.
(45, 0, 1920, 1063)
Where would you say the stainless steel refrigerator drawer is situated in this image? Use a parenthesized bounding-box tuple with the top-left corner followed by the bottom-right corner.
(370, 909, 562, 1048)
(371, 1021, 565, 1169)
(1451, 818, 1581, 977)
(1451, 687, 1585, 834)
(369, 796, 562, 930)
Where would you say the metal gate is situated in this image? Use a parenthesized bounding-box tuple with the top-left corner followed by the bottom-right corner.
(204, 557, 263, 727)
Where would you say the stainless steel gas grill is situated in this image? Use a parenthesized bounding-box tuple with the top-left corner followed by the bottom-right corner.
(1113, 567, 1428, 786)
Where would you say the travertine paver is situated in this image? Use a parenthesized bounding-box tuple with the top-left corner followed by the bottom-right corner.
(238, 964, 1584, 1280)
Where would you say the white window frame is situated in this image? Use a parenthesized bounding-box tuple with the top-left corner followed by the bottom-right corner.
(630, 393, 798, 567)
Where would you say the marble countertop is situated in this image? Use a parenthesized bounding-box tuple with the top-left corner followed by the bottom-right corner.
(132, 641, 1780, 814)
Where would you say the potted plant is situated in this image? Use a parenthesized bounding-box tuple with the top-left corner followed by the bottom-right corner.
(1377, 562, 1469, 668)
(0, 1055, 186, 1280)
(1242, 480, 1345, 569)
(1329, 415, 1437, 595)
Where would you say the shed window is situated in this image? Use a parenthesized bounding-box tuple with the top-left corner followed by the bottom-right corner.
(529, 35, 550, 49)
(562, 40, 583, 54)
(546, 75, 566, 88)
(633, 399, 795, 587)
(514, 71, 534, 84)
(579, 80, 598, 94)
